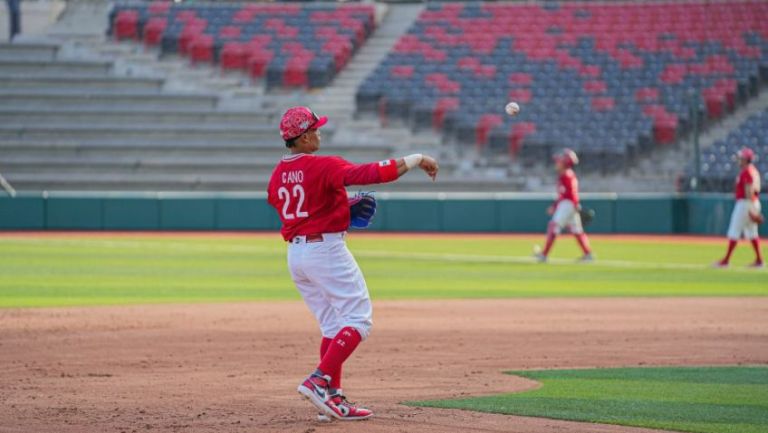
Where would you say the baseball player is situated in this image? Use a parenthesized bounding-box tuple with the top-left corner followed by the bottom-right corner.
(535, 148, 593, 263)
(267, 106, 439, 421)
(715, 147, 763, 268)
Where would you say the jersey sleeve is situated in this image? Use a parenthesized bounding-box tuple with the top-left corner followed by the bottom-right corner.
(742, 168, 754, 185)
(323, 156, 398, 188)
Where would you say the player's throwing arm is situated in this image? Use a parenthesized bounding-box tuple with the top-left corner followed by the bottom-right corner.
(266, 106, 437, 422)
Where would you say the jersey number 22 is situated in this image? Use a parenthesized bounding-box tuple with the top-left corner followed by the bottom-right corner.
(278, 185, 308, 220)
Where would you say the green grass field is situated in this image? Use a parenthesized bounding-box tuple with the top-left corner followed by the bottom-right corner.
(1, 233, 766, 308)
(409, 366, 768, 433)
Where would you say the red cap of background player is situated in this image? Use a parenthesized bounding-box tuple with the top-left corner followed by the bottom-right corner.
(737, 147, 754, 162)
(279, 106, 328, 141)
(553, 148, 579, 168)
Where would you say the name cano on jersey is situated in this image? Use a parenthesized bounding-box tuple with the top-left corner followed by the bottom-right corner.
(282, 170, 304, 184)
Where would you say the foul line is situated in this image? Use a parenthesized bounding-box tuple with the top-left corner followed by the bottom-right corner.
(353, 250, 715, 271)
(2, 237, 752, 272)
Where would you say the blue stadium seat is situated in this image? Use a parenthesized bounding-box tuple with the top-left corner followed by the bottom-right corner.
(357, 1, 766, 173)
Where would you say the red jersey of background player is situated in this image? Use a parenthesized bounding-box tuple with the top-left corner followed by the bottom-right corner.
(556, 168, 579, 205)
(735, 164, 760, 201)
(267, 153, 397, 241)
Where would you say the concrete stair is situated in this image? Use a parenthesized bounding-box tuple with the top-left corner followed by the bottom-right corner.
(0, 41, 290, 192)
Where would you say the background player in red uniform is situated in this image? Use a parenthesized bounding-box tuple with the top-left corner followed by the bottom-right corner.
(267, 106, 439, 421)
(715, 147, 763, 268)
(535, 149, 593, 263)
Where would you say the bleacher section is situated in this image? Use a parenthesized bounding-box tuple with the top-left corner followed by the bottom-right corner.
(110, 1, 375, 89)
(683, 108, 768, 192)
(357, 1, 768, 173)
(0, 42, 399, 191)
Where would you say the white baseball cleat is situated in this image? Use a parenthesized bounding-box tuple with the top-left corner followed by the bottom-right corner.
(330, 393, 373, 421)
(578, 253, 594, 263)
(297, 374, 342, 420)
(314, 390, 372, 422)
(534, 253, 547, 263)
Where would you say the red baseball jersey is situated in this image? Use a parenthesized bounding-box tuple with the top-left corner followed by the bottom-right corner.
(556, 169, 579, 205)
(267, 153, 398, 241)
(735, 164, 760, 201)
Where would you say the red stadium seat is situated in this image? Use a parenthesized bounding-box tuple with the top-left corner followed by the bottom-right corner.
(247, 51, 274, 78)
(591, 96, 615, 112)
(433, 98, 459, 129)
(148, 1, 171, 16)
(583, 80, 607, 94)
(178, 21, 207, 55)
(653, 116, 678, 144)
(283, 59, 312, 87)
(114, 10, 139, 40)
(507, 89, 532, 104)
(233, 9, 255, 24)
(390, 65, 414, 78)
(508, 73, 533, 85)
(509, 122, 537, 157)
(220, 42, 246, 71)
(476, 114, 503, 150)
(142, 17, 167, 47)
(635, 87, 660, 103)
(189, 35, 214, 64)
(218, 26, 241, 40)
(174, 9, 197, 23)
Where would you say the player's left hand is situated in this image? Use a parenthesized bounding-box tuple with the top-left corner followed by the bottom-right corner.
(579, 207, 596, 226)
(750, 210, 765, 225)
(349, 192, 377, 229)
(419, 155, 439, 181)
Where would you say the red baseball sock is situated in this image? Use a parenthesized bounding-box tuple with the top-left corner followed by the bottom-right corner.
(751, 239, 763, 263)
(575, 233, 591, 255)
(722, 239, 737, 263)
(319, 336, 342, 389)
(541, 233, 556, 256)
(541, 222, 559, 256)
(318, 327, 361, 387)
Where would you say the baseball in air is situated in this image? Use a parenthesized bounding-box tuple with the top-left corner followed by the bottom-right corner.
(505, 102, 520, 116)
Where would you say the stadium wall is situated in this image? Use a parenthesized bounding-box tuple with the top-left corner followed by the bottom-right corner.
(0, 193, 763, 236)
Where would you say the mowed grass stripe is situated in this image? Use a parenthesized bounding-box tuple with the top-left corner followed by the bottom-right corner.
(408, 366, 768, 433)
(1, 234, 766, 307)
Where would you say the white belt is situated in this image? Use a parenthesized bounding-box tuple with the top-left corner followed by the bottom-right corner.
(290, 232, 346, 244)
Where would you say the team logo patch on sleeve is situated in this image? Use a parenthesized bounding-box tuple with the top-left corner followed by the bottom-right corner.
(378, 160, 391, 167)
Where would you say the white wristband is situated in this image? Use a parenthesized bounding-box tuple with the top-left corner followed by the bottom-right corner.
(403, 153, 423, 169)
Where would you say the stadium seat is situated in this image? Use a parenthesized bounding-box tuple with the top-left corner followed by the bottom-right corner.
(110, 2, 376, 89)
(357, 1, 768, 173)
(682, 109, 767, 192)
(114, 10, 139, 40)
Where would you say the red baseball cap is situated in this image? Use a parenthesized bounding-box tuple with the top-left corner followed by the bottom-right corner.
(554, 148, 579, 167)
(279, 106, 328, 140)
(737, 147, 754, 162)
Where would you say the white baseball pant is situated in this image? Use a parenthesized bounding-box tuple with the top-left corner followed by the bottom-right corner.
(551, 199, 584, 234)
(287, 232, 373, 340)
(727, 199, 761, 240)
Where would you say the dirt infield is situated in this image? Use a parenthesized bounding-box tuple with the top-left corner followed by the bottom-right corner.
(2, 298, 767, 433)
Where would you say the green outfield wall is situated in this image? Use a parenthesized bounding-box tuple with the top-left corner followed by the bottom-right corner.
(0, 192, 764, 236)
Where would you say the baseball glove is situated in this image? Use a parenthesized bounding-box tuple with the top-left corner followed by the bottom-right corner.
(349, 192, 377, 229)
(749, 210, 765, 225)
(579, 207, 596, 227)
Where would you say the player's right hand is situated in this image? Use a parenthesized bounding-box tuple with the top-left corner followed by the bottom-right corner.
(419, 155, 439, 181)
(546, 206, 554, 215)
